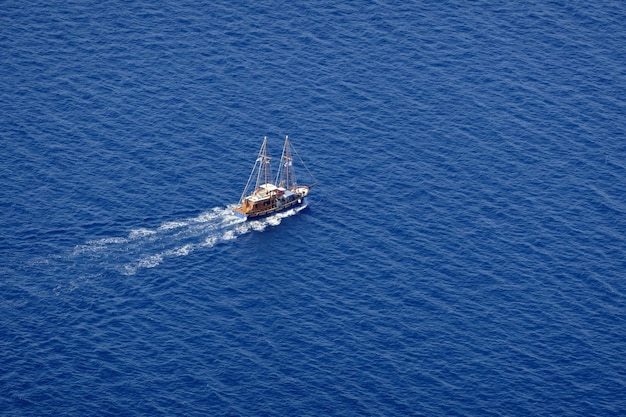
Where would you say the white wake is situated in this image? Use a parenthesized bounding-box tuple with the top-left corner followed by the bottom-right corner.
(70, 204, 306, 275)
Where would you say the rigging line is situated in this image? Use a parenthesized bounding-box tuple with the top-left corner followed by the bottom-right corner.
(239, 139, 265, 203)
(239, 158, 257, 203)
(292, 143, 318, 187)
(274, 138, 288, 185)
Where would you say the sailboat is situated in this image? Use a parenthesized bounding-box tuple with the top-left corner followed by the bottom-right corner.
(233, 136, 316, 220)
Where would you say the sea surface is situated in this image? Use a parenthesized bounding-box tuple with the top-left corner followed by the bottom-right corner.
(2, 1, 626, 415)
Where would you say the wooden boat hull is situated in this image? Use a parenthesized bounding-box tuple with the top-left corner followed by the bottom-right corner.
(233, 197, 307, 220)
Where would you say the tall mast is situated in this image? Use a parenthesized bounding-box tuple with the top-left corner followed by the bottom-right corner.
(239, 137, 269, 203)
(276, 135, 296, 189)
(263, 136, 270, 186)
(285, 135, 291, 189)
(254, 136, 272, 190)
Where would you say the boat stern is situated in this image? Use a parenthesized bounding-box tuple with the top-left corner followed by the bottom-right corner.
(232, 206, 248, 220)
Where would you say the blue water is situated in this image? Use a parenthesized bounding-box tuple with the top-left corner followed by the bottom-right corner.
(2, 1, 626, 415)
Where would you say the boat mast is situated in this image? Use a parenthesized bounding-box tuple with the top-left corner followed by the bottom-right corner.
(276, 135, 296, 189)
(254, 136, 272, 190)
(239, 137, 272, 203)
(285, 135, 293, 189)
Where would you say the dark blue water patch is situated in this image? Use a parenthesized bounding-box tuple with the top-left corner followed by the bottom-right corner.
(2, 1, 626, 416)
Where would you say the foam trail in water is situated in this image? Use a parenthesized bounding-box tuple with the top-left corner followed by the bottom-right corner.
(70, 204, 306, 275)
